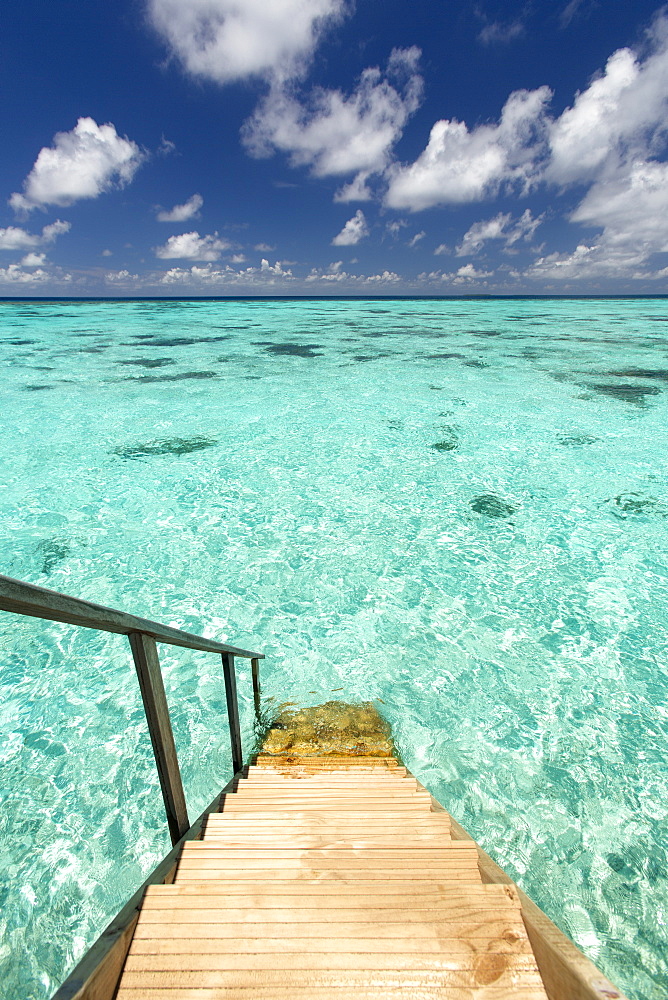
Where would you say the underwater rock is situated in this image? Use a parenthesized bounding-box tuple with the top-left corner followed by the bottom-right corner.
(36, 538, 71, 574)
(604, 492, 667, 518)
(261, 701, 394, 757)
(113, 436, 217, 459)
(557, 434, 598, 447)
(431, 426, 460, 452)
(132, 336, 229, 346)
(261, 342, 324, 357)
(470, 494, 517, 518)
(118, 358, 174, 368)
(119, 371, 218, 383)
(463, 359, 488, 368)
(603, 368, 668, 382)
(588, 383, 660, 404)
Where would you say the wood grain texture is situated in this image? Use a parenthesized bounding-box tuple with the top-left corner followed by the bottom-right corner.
(116, 754, 551, 999)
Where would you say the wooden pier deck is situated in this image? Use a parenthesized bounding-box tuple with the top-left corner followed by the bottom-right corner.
(115, 754, 550, 999)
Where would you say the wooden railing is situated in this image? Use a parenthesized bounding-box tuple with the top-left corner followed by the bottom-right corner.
(0, 574, 263, 845)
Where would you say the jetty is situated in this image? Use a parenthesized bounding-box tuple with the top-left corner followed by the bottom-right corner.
(0, 575, 627, 1000)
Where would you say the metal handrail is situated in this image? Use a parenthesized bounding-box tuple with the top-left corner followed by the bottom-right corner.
(0, 573, 263, 844)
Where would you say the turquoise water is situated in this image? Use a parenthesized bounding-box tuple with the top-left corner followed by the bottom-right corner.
(1, 297, 667, 998)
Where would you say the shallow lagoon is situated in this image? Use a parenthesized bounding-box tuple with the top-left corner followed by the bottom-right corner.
(1, 297, 667, 999)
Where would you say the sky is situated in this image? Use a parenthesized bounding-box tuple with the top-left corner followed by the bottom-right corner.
(2, 0, 668, 296)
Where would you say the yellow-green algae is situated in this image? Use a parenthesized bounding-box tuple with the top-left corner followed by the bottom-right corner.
(260, 700, 395, 758)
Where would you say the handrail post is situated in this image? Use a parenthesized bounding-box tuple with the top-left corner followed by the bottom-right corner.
(128, 632, 190, 845)
(221, 652, 243, 774)
(251, 657, 261, 720)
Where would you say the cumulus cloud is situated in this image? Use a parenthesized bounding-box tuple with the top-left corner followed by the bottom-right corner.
(242, 48, 423, 178)
(456, 209, 542, 255)
(548, 15, 668, 185)
(332, 209, 368, 245)
(0, 219, 70, 250)
(154, 231, 232, 260)
(156, 193, 203, 222)
(21, 252, 47, 266)
(10, 118, 144, 213)
(527, 159, 668, 280)
(160, 258, 293, 285)
(305, 262, 400, 284)
(106, 269, 140, 283)
(147, 0, 346, 85)
(334, 171, 373, 203)
(385, 86, 551, 210)
(0, 264, 51, 284)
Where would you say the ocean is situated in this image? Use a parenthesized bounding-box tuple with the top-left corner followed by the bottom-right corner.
(1, 296, 667, 999)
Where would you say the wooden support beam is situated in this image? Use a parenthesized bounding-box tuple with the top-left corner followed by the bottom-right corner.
(222, 652, 243, 775)
(251, 657, 261, 718)
(128, 632, 190, 845)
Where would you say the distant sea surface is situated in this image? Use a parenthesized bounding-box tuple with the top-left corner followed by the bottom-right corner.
(1, 297, 667, 999)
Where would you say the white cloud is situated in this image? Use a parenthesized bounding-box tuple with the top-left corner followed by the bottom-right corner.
(101, 249, 113, 257)
(254, 242, 275, 251)
(242, 48, 423, 178)
(570, 159, 668, 252)
(433, 243, 449, 255)
(156, 193, 203, 222)
(305, 262, 400, 284)
(229, 253, 247, 263)
(334, 171, 373, 202)
(20, 252, 47, 267)
(106, 269, 140, 283)
(454, 263, 493, 280)
(386, 219, 407, 236)
(332, 209, 368, 245)
(10, 118, 144, 212)
(0, 220, 70, 250)
(408, 231, 426, 247)
(456, 209, 542, 255)
(160, 258, 293, 285)
(0, 264, 51, 284)
(147, 0, 346, 85)
(478, 20, 525, 46)
(385, 86, 551, 210)
(548, 15, 668, 185)
(527, 158, 668, 280)
(364, 269, 400, 283)
(154, 230, 232, 260)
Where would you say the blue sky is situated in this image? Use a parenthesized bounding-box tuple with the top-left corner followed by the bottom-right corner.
(1, 0, 668, 295)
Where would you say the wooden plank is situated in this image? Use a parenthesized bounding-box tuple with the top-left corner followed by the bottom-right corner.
(118, 967, 546, 989)
(128, 633, 189, 845)
(144, 884, 520, 904)
(123, 952, 539, 973)
(0, 573, 262, 658)
(116, 988, 552, 1000)
(200, 834, 453, 844)
(129, 936, 533, 957)
(173, 871, 482, 882)
(144, 883, 519, 903)
(136, 905, 526, 924)
(131, 920, 534, 941)
(145, 873, 506, 899)
(180, 846, 478, 859)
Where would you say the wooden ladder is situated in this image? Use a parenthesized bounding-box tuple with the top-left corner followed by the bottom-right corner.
(116, 754, 549, 998)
